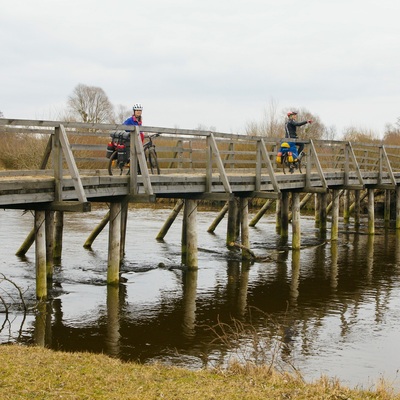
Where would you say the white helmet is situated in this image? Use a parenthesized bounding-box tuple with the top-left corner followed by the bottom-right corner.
(133, 103, 143, 111)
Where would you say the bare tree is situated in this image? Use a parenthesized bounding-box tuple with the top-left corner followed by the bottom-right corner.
(67, 84, 115, 123)
(245, 99, 283, 138)
(0, 110, 3, 118)
(342, 126, 380, 143)
(114, 104, 131, 124)
(245, 101, 331, 141)
(383, 117, 400, 145)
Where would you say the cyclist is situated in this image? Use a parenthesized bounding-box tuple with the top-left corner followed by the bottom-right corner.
(285, 111, 312, 158)
(123, 103, 144, 143)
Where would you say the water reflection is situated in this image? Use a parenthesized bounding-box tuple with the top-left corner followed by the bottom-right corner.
(1, 208, 400, 389)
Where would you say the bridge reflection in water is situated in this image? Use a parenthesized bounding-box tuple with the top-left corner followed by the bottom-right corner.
(2, 207, 398, 389)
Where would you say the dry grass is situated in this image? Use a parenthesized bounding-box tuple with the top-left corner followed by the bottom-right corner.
(0, 345, 398, 399)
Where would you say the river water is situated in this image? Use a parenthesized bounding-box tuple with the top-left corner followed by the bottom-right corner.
(1, 204, 399, 391)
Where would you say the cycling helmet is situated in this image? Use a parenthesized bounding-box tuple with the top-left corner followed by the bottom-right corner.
(133, 103, 143, 111)
(287, 111, 297, 117)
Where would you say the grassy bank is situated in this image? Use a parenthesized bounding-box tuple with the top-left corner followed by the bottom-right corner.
(0, 345, 398, 399)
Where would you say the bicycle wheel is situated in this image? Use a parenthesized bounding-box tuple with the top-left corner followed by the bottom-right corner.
(147, 147, 160, 174)
(108, 151, 126, 176)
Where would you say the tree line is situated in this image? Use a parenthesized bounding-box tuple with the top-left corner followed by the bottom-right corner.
(1, 85, 400, 145)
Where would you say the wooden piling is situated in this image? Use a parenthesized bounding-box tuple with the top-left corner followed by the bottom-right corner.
(35, 210, 47, 300)
(207, 201, 229, 233)
(45, 210, 54, 280)
(331, 189, 340, 241)
(367, 188, 375, 235)
(275, 197, 281, 233)
(354, 190, 361, 227)
(280, 192, 289, 238)
(396, 186, 400, 229)
(343, 190, 350, 223)
(120, 198, 129, 260)
(240, 198, 250, 258)
(384, 190, 391, 228)
(315, 193, 321, 228)
(84, 211, 110, 248)
(15, 228, 34, 257)
(107, 202, 121, 284)
(183, 199, 198, 269)
(249, 199, 274, 227)
(157, 199, 184, 239)
(292, 192, 301, 250)
(53, 211, 64, 264)
(227, 196, 239, 246)
(319, 192, 328, 233)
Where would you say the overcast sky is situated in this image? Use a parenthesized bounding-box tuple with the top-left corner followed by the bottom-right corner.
(1, 0, 399, 137)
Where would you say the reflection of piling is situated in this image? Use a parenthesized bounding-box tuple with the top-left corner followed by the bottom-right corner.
(330, 241, 338, 290)
(156, 199, 184, 240)
(182, 269, 198, 338)
(290, 250, 300, 304)
(106, 284, 121, 356)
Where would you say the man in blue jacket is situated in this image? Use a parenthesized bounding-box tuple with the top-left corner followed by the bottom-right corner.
(285, 111, 312, 157)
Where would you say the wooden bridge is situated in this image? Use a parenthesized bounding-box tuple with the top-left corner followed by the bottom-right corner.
(1, 118, 400, 299)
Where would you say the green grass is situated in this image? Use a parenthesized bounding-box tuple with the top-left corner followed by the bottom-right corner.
(0, 345, 398, 399)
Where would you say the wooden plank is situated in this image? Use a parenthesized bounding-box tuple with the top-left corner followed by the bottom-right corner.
(59, 124, 87, 203)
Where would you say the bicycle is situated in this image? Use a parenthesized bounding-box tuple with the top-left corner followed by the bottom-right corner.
(107, 132, 161, 176)
(277, 141, 306, 174)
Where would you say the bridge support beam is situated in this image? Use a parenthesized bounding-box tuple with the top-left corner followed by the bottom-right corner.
(182, 199, 198, 269)
(292, 193, 301, 250)
(35, 210, 47, 300)
(367, 188, 375, 235)
(108, 202, 121, 284)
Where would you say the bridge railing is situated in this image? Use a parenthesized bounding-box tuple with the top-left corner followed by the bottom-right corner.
(1, 118, 400, 187)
